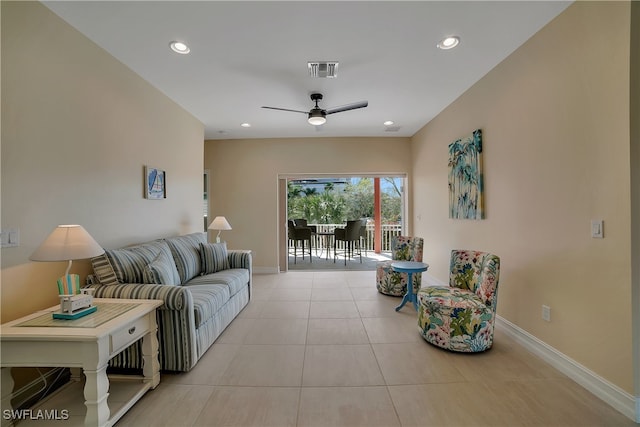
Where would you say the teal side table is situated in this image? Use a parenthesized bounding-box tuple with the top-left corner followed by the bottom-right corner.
(391, 261, 429, 312)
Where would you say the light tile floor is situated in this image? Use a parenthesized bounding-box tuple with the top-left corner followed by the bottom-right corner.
(116, 271, 636, 427)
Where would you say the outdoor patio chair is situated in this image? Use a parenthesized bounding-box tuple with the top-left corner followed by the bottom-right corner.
(292, 218, 317, 233)
(288, 220, 312, 264)
(334, 219, 364, 265)
(359, 220, 368, 256)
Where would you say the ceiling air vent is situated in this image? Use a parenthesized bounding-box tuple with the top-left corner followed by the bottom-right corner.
(384, 126, 401, 132)
(308, 62, 338, 78)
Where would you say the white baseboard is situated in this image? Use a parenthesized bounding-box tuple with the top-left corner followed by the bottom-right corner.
(255, 269, 450, 279)
(253, 266, 279, 274)
(496, 316, 638, 423)
(422, 272, 447, 287)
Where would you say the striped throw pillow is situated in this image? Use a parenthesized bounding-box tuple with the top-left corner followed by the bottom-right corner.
(106, 241, 180, 285)
(106, 246, 158, 284)
(143, 249, 178, 285)
(90, 253, 119, 286)
(165, 233, 207, 283)
(199, 242, 230, 274)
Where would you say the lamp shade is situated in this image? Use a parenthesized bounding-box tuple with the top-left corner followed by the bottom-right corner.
(208, 216, 232, 231)
(30, 225, 104, 262)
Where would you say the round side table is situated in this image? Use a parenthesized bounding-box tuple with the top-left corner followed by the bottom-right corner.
(391, 261, 429, 312)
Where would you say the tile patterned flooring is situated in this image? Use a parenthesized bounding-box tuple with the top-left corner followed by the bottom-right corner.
(116, 271, 636, 427)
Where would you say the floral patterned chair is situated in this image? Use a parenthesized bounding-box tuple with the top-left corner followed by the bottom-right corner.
(417, 250, 500, 352)
(376, 236, 424, 296)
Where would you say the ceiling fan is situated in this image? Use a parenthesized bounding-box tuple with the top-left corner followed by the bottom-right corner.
(262, 93, 368, 126)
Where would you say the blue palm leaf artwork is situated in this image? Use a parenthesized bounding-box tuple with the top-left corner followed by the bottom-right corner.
(448, 129, 484, 219)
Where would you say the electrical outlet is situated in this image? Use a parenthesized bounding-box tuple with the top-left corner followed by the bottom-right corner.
(542, 305, 551, 322)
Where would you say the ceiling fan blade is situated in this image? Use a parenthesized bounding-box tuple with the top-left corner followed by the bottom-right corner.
(261, 106, 308, 114)
(326, 101, 368, 115)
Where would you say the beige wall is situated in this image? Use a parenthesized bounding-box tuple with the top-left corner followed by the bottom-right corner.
(630, 0, 640, 401)
(411, 2, 633, 393)
(204, 137, 411, 271)
(1, 2, 204, 323)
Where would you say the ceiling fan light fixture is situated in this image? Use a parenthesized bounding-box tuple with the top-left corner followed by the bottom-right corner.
(262, 93, 366, 126)
(308, 113, 326, 126)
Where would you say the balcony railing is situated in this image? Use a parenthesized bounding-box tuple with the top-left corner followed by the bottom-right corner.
(310, 223, 402, 252)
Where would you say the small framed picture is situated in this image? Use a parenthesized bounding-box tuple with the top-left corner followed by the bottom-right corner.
(144, 166, 166, 199)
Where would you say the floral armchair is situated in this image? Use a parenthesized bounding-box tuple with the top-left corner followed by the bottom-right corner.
(417, 250, 500, 352)
(376, 236, 424, 296)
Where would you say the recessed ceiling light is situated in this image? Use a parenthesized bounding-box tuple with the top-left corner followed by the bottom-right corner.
(437, 36, 460, 50)
(383, 120, 395, 126)
(169, 41, 190, 54)
(240, 123, 251, 128)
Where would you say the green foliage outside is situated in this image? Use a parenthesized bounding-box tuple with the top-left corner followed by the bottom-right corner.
(287, 177, 402, 224)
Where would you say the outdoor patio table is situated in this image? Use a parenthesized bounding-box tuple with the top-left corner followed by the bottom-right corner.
(315, 232, 334, 260)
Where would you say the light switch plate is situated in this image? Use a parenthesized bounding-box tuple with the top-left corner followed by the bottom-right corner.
(591, 220, 604, 238)
(0, 228, 20, 247)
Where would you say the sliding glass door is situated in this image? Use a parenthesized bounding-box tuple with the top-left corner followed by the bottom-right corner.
(279, 174, 406, 271)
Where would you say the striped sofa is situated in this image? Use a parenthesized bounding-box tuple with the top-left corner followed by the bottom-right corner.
(86, 232, 251, 372)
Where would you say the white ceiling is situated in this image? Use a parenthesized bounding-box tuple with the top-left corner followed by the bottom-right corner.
(43, 1, 571, 140)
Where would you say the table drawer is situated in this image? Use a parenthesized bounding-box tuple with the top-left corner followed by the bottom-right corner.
(110, 315, 149, 355)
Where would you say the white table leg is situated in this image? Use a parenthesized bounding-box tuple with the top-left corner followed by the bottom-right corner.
(141, 322, 160, 388)
(83, 365, 109, 427)
(70, 367, 83, 382)
(1, 367, 15, 427)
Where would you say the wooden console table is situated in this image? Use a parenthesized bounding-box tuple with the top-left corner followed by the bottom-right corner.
(1, 298, 162, 427)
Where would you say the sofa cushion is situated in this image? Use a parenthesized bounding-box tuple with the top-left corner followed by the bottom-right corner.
(106, 247, 156, 284)
(186, 268, 249, 297)
(165, 233, 207, 283)
(186, 284, 231, 328)
(90, 253, 119, 286)
(199, 242, 230, 274)
(143, 249, 179, 285)
(106, 240, 179, 285)
(418, 286, 488, 311)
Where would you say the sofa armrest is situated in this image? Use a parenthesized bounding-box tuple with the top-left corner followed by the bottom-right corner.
(86, 283, 191, 311)
(86, 282, 198, 371)
(227, 249, 253, 296)
(227, 249, 252, 270)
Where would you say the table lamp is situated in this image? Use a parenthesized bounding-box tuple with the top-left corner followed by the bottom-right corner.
(30, 224, 105, 319)
(208, 216, 232, 243)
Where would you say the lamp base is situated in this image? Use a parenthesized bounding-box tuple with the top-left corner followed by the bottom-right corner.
(52, 305, 97, 320)
(59, 289, 94, 314)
